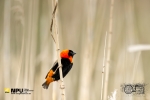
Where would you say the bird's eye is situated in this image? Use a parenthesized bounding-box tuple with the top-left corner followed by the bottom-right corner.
(68, 50, 73, 57)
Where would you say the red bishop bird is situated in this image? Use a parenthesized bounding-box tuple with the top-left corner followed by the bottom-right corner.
(42, 49, 76, 89)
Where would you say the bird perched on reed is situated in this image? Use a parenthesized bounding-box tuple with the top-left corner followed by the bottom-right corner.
(42, 49, 76, 89)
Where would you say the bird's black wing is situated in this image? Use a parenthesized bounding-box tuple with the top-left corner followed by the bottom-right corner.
(51, 60, 59, 71)
(62, 63, 73, 78)
(45, 60, 58, 79)
(52, 58, 73, 80)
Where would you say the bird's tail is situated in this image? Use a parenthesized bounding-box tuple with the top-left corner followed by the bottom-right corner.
(42, 77, 54, 89)
(42, 81, 49, 89)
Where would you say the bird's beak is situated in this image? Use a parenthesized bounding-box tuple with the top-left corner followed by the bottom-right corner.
(73, 52, 76, 55)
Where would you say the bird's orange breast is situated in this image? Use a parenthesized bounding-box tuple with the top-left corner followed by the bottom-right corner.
(69, 56, 73, 63)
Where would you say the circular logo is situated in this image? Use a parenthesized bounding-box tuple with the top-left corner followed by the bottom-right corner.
(124, 85, 133, 94)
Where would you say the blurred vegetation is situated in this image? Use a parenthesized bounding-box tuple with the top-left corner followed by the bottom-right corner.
(0, 0, 150, 100)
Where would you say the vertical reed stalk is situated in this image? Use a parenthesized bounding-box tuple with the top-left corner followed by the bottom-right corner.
(103, 0, 114, 99)
(51, 0, 66, 99)
(100, 32, 107, 100)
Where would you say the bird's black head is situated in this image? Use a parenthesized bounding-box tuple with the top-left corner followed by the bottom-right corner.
(68, 50, 76, 57)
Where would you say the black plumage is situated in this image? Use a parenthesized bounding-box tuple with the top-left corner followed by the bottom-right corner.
(51, 58, 73, 80)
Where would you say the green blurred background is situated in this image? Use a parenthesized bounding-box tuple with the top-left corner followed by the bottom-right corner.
(0, 0, 150, 100)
